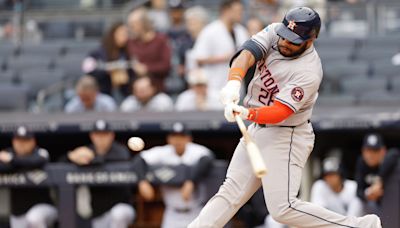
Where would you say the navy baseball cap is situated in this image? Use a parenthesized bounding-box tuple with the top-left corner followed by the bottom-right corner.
(92, 119, 111, 132)
(276, 7, 321, 44)
(169, 122, 191, 135)
(13, 126, 34, 139)
(362, 133, 385, 150)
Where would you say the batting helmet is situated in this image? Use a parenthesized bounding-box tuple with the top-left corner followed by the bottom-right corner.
(276, 7, 321, 44)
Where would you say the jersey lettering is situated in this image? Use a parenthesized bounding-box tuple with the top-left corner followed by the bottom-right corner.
(258, 65, 279, 106)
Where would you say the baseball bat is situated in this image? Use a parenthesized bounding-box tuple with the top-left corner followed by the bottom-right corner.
(234, 115, 267, 178)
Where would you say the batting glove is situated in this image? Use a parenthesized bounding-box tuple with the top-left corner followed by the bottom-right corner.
(224, 103, 249, 122)
(220, 80, 241, 105)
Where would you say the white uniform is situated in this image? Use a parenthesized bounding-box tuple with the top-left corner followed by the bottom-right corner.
(311, 179, 363, 217)
(140, 143, 212, 228)
(189, 23, 375, 228)
(192, 20, 248, 94)
(175, 89, 222, 111)
(120, 93, 173, 112)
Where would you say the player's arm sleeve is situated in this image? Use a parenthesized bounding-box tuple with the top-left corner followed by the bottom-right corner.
(230, 25, 274, 66)
(274, 72, 321, 112)
(189, 154, 214, 182)
(11, 148, 49, 169)
(378, 149, 399, 183)
(0, 162, 13, 172)
(132, 155, 148, 181)
(355, 157, 368, 201)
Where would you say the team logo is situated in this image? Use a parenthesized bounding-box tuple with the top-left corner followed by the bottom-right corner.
(291, 87, 304, 102)
(287, 20, 297, 31)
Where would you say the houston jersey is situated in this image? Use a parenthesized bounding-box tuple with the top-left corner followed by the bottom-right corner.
(239, 23, 323, 126)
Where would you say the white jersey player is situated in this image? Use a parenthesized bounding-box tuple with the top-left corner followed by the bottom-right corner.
(311, 157, 363, 217)
(139, 122, 213, 228)
(189, 7, 382, 228)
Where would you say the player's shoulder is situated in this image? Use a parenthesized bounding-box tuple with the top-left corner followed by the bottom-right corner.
(187, 143, 212, 155)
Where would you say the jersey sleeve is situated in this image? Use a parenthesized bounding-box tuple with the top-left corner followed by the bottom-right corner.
(274, 72, 321, 112)
(230, 24, 276, 65)
(140, 147, 164, 165)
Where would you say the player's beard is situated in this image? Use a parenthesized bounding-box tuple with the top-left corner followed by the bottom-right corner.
(277, 42, 308, 58)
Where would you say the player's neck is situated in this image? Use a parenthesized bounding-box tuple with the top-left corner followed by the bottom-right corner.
(220, 17, 234, 32)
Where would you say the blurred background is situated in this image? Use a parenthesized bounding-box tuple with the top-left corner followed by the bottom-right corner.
(0, 0, 399, 227)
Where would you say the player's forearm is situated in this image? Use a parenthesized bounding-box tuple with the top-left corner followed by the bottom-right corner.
(228, 50, 256, 81)
(247, 101, 294, 124)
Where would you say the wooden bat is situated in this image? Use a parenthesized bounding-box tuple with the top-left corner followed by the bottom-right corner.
(234, 115, 267, 178)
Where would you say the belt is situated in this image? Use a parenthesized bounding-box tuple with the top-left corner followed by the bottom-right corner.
(173, 208, 192, 213)
(257, 119, 310, 128)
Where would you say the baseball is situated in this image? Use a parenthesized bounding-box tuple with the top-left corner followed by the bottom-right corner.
(127, 137, 145, 151)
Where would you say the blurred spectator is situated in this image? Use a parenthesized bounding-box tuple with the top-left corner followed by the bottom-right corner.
(146, 0, 170, 32)
(183, 6, 209, 74)
(167, 0, 193, 78)
(65, 76, 117, 113)
(82, 21, 132, 102)
(120, 77, 173, 112)
(175, 69, 222, 111)
(249, 0, 280, 24)
(355, 133, 399, 214)
(62, 120, 135, 228)
(0, 126, 57, 228)
(192, 0, 248, 93)
(246, 16, 265, 36)
(127, 7, 171, 92)
(311, 157, 363, 216)
(136, 122, 214, 228)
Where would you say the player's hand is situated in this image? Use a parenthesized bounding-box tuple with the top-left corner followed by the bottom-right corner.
(68, 147, 95, 165)
(181, 180, 194, 202)
(220, 80, 241, 105)
(0, 151, 12, 163)
(138, 180, 155, 201)
(365, 183, 384, 201)
(224, 103, 249, 122)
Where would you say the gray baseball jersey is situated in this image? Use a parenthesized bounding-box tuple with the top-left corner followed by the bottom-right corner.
(242, 23, 323, 126)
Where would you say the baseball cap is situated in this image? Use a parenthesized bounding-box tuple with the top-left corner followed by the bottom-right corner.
(169, 122, 191, 135)
(92, 119, 111, 132)
(322, 157, 340, 176)
(169, 0, 184, 9)
(13, 126, 34, 139)
(276, 7, 321, 44)
(362, 133, 385, 150)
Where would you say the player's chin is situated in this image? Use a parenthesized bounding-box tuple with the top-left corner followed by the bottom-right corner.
(278, 46, 295, 57)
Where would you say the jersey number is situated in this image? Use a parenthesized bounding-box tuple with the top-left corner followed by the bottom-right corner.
(258, 87, 278, 106)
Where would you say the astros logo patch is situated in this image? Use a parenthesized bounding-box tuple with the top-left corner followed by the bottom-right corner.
(291, 87, 304, 102)
(287, 20, 297, 31)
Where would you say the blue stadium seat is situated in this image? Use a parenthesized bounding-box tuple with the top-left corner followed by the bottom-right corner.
(19, 69, 65, 97)
(0, 84, 30, 111)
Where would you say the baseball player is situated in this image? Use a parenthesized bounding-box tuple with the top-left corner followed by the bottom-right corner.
(137, 122, 213, 228)
(189, 7, 382, 228)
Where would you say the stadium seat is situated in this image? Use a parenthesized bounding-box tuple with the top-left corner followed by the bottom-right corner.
(0, 69, 18, 84)
(323, 61, 370, 80)
(19, 43, 64, 58)
(372, 60, 400, 77)
(316, 94, 357, 106)
(359, 91, 400, 105)
(340, 77, 388, 95)
(55, 53, 86, 80)
(19, 69, 65, 97)
(6, 55, 54, 71)
(0, 84, 30, 111)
